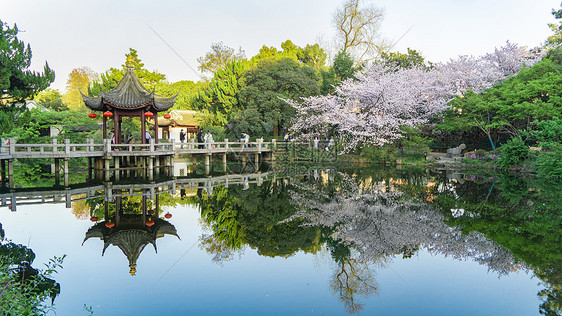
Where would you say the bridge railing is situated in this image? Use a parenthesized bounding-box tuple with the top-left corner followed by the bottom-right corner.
(0, 138, 278, 158)
(176, 138, 275, 152)
(0, 138, 104, 155)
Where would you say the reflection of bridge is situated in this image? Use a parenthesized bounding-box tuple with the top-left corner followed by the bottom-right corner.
(0, 138, 276, 187)
(0, 171, 271, 211)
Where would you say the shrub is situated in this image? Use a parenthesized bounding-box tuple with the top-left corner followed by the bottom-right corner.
(535, 143, 562, 180)
(496, 137, 529, 170)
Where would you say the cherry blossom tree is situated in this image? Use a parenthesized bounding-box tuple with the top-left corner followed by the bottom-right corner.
(288, 42, 542, 152)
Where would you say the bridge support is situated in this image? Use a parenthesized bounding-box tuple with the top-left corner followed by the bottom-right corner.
(1, 159, 5, 185)
(7, 159, 14, 189)
(63, 158, 69, 187)
(255, 153, 259, 171)
(115, 158, 120, 181)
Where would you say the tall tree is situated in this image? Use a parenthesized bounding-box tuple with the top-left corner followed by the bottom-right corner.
(0, 19, 54, 105)
(321, 51, 358, 95)
(252, 40, 328, 69)
(192, 59, 248, 126)
(333, 0, 388, 64)
(63, 67, 98, 112)
(88, 48, 166, 95)
(239, 57, 321, 137)
(197, 42, 246, 75)
(546, 3, 562, 48)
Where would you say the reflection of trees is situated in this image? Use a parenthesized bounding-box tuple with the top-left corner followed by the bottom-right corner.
(331, 257, 378, 314)
(436, 173, 562, 316)
(196, 180, 322, 262)
(287, 173, 521, 275)
(0, 223, 63, 315)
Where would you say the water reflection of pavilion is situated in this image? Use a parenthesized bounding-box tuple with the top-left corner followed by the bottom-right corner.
(83, 192, 180, 276)
(84, 216, 179, 276)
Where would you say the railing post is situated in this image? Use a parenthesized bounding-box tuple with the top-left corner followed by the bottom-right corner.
(171, 139, 175, 152)
(104, 138, 110, 154)
(65, 139, 70, 154)
(52, 139, 57, 153)
(150, 138, 155, 152)
(9, 139, 15, 155)
(224, 139, 229, 150)
(272, 139, 276, 150)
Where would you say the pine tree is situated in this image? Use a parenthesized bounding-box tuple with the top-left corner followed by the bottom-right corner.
(0, 19, 54, 105)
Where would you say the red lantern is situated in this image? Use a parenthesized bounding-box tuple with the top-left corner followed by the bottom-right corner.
(144, 112, 154, 118)
(103, 111, 113, 118)
(146, 220, 155, 227)
(164, 213, 172, 219)
(88, 113, 97, 120)
(163, 114, 171, 119)
(90, 216, 99, 222)
(105, 221, 115, 228)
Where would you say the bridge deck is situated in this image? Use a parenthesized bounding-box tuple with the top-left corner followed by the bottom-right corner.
(0, 139, 275, 160)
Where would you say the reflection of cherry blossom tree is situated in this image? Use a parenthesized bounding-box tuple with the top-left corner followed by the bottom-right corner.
(289, 43, 542, 152)
(285, 172, 524, 276)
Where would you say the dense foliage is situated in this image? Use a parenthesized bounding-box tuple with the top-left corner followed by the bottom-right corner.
(0, 19, 54, 104)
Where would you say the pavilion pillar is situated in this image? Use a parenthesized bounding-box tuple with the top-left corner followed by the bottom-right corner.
(118, 117, 122, 144)
(141, 111, 146, 144)
(103, 116, 107, 140)
(113, 111, 119, 144)
(154, 112, 159, 144)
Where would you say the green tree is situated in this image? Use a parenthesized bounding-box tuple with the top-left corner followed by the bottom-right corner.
(88, 48, 166, 95)
(438, 50, 562, 151)
(379, 48, 427, 69)
(197, 42, 245, 75)
(321, 51, 358, 94)
(155, 80, 204, 110)
(0, 19, 54, 105)
(252, 40, 327, 70)
(239, 57, 321, 137)
(192, 59, 249, 126)
(546, 3, 562, 48)
(34, 88, 67, 112)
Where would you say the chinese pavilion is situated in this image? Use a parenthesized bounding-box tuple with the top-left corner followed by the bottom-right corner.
(81, 57, 177, 144)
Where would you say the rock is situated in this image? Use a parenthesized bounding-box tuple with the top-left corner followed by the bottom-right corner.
(446, 144, 466, 157)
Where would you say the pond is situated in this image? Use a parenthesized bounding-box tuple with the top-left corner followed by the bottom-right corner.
(0, 162, 560, 315)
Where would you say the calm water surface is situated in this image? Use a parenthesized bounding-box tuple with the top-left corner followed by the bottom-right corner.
(0, 163, 559, 315)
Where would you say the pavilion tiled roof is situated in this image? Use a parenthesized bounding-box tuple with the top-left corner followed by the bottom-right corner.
(81, 67, 177, 112)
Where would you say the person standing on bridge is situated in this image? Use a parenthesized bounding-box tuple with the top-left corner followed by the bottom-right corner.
(204, 131, 214, 149)
(196, 129, 204, 149)
(179, 129, 186, 149)
(145, 131, 151, 145)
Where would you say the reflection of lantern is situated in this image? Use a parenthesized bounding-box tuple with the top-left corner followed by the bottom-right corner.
(90, 216, 99, 222)
(164, 213, 172, 219)
(148, 209, 155, 215)
(88, 113, 97, 120)
(144, 112, 154, 118)
(163, 114, 171, 119)
(103, 111, 113, 118)
(105, 221, 115, 228)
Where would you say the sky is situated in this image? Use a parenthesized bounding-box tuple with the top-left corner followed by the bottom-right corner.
(2, 0, 560, 91)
